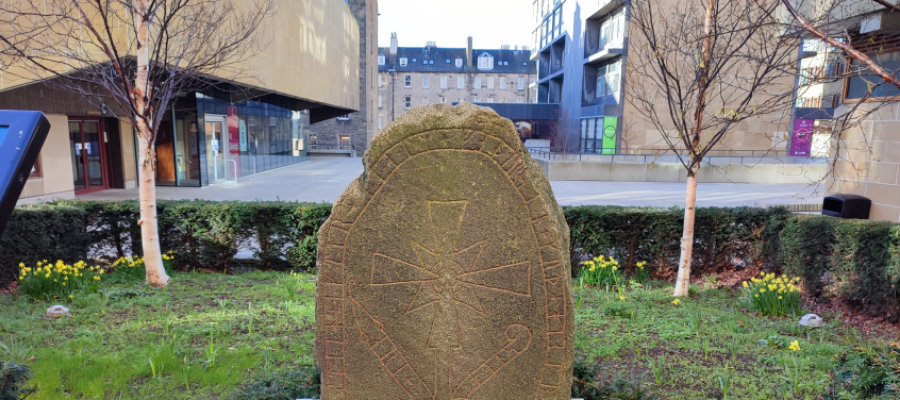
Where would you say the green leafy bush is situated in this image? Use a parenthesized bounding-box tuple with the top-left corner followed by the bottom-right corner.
(229, 367, 320, 400)
(0, 361, 37, 400)
(565, 206, 791, 278)
(829, 341, 900, 399)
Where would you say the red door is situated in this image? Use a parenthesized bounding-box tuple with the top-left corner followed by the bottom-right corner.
(69, 119, 109, 194)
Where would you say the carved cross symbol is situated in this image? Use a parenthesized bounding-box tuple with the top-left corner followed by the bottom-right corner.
(369, 200, 532, 399)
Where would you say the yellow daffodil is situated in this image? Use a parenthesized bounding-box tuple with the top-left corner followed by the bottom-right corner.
(789, 340, 800, 352)
(673, 299, 680, 306)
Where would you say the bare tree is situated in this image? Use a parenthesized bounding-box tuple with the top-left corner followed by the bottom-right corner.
(627, 0, 799, 296)
(0, 0, 274, 286)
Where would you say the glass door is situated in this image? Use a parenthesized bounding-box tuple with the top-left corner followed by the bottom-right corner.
(205, 115, 227, 183)
(69, 119, 107, 194)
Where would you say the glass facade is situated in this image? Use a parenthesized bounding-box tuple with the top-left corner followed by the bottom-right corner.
(151, 93, 309, 187)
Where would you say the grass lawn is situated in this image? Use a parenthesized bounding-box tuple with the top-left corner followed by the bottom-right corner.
(0, 272, 870, 399)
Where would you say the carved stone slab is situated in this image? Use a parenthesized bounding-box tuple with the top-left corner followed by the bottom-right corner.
(315, 103, 574, 400)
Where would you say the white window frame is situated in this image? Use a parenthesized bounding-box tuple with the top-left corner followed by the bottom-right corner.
(499, 78, 507, 90)
(440, 97, 448, 104)
(597, 60, 622, 98)
(404, 96, 412, 109)
(378, 54, 385, 65)
(487, 77, 495, 89)
(486, 98, 495, 103)
(441, 76, 448, 89)
(477, 53, 494, 70)
(457, 76, 465, 89)
(474, 77, 482, 89)
(378, 75, 383, 87)
(423, 75, 430, 89)
(378, 117, 383, 129)
(455, 58, 463, 68)
(405, 75, 411, 88)
(378, 95, 383, 108)
(517, 77, 525, 90)
(599, 11, 626, 51)
(400, 58, 408, 67)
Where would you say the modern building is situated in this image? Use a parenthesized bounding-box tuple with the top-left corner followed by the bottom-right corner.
(530, 0, 791, 155)
(377, 35, 537, 132)
(309, 0, 379, 157)
(799, 5, 900, 221)
(3, 0, 367, 202)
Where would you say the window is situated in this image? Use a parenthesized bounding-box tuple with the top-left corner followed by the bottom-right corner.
(499, 78, 507, 90)
(310, 134, 317, 149)
(455, 58, 463, 68)
(337, 114, 350, 121)
(475, 77, 482, 89)
(339, 135, 350, 150)
(517, 97, 525, 103)
(846, 52, 900, 100)
(599, 10, 625, 51)
(378, 95, 383, 108)
(473, 97, 481, 102)
(412, 58, 417, 63)
(378, 75, 383, 87)
(405, 75, 412, 88)
(404, 96, 412, 109)
(487, 77, 495, 89)
(457, 76, 465, 89)
(441, 76, 448, 89)
(597, 60, 622, 98)
(486, 98, 495, 103)
(517, 77, 525, 90)
(378, 117, 383, 129)
(400, 58, 408, 67)
(440, 97, 448, 104)
(446, 59, 451, 63)
(378, 54, 385, 65)
(423, 75, 430, 89)
(477, 53, 494, 70)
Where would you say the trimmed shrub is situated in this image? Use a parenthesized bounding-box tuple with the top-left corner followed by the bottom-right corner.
(0, 203, 90, 288)
(565, 206, 792, 278)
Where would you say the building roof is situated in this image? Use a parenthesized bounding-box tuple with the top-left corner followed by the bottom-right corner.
(378, 47, 536, 74)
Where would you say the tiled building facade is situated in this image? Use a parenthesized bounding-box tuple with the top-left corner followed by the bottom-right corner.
(377, 35, 537, 131)
(309, 0, 379, 157)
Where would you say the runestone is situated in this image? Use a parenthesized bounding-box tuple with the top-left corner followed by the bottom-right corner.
(314, 103, 574, 400)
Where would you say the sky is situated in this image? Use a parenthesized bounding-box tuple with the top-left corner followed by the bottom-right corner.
(376, 0, 533, 50)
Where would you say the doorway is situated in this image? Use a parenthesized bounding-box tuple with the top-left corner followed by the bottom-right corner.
(205, 115, 227, 183)
(69, 119, 108, 194)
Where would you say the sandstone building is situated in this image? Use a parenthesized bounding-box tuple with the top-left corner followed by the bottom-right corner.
(377, 35, 537, 131)
(309, 0, 379, 157)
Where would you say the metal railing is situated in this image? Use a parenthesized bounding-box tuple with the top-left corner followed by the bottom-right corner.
(526, 148, 827, 165)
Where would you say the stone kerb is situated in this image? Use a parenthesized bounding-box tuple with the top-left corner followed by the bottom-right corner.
(314, 103, 574, 400)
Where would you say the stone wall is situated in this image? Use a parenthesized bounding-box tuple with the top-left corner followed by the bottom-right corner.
(377, 71, 535, 131)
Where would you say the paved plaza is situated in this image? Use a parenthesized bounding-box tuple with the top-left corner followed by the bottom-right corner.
(74, 157, 823, 207)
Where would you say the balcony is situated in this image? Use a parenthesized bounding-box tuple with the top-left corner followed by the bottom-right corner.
(585, 38, 624, 64)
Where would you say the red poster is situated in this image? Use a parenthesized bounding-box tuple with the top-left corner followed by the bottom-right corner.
(227, 105, 241, 178)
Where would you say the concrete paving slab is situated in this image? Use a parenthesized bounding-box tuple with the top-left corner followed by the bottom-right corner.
(64, 157, 823, 208)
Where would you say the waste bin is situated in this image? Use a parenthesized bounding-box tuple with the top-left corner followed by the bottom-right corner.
(822, 194, 871, 219)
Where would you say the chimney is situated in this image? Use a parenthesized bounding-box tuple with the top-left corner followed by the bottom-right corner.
(466, 36, 473, 67)
(390, 32, 398, 55)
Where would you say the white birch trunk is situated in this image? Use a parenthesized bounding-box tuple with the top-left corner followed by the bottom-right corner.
(134, 0, 169, 287)
(673, 163, 700, 297)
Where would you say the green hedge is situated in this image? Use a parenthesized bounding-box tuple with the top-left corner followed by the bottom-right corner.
(5, 201, 900, 319)
(565, 206, 792, 277)
(780, 216, 900, 318)
(1, 200, 331, 286)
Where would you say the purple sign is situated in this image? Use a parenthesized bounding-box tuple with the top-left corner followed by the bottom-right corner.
(791, 119, 813, 157)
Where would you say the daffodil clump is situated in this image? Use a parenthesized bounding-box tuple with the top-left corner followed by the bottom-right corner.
(579, 255, 623, 287)
(111, 252, 176, 281)
(742, 272, 802, 317)
(17, 260, 104, 301)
